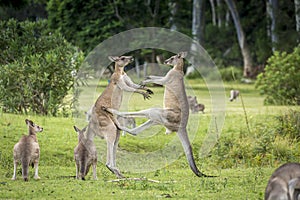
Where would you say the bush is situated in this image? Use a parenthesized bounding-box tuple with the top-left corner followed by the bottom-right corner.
(276, 110, 300, 141)
(0, 19, 84, 116)
(256, 45, 300, 105)
(218, 66, 243, 82)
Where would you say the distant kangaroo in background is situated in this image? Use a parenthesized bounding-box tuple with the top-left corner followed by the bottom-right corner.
(265, 163, 300, 200)
(229, 90, 239, 101)
(103, 52, 211, 177)
(187, 96, 205, 113)
(12, 119, 43, 181)
(86, 55, 153, 178)
(74, 126, 97, 180)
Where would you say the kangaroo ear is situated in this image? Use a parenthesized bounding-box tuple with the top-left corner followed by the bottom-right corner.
(82, 126, 87, 132)
(108, 56, 119, 62)
(178, 52, 188, 58)
(73, 126, 80, 133)
(25, 119, 33, 126)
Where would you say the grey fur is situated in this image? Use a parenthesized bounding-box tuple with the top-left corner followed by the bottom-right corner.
(229, 90, 239, 101)
(12, 119, 43, 181)
(265, 163, 300, 200)
(74, 126, 98, 180)
(187, 96, 205, 113)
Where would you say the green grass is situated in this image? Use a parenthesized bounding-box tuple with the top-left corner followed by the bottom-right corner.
(0, 79, 299, 199)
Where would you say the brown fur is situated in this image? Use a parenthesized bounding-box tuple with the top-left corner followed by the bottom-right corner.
(103, 52, 211, 177)
(86, 55, 153, 178)
(12, 119, 43, 181)
(74, 126, 97, 180)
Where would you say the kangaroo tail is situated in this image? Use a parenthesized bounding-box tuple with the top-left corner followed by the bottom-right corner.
(21, 158, 30, 181)
(80, 159, 87, 180)
(177, 129, 215, 178)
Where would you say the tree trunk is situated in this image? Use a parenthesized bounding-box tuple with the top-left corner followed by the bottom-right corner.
(295, 0, 300, 36)
(224, 0, 253, 77)
(192, 0, 205, 44)
(216, 0, 222, 27)
(209, 0, 217, 26)
(267, 0, 278, 52)
(169, 1, 178, 31)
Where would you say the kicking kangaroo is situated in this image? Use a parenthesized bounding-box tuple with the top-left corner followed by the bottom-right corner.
(87, 55, 153, 178)
(265, 163, 300, 200)
(74, 126, 97, 180)
(103, 52, 210, 177)
(12, 119, 43, 181)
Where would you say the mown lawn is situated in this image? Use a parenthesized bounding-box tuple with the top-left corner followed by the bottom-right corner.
(0, 79, 298, 199)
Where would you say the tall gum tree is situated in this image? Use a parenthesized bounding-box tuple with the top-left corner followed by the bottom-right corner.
(224, 0, 253, 77)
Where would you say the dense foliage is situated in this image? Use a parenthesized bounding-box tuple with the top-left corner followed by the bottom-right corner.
(256, 45, 300, 105)
(0, 19, 84, 116)
(46, 0, 298, 70)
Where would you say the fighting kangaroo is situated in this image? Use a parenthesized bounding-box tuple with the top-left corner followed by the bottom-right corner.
(12, 119, 43, 181)
(265, 163, 300, 200)
(74, 126, 97, 180)
(87, 55, 153, 178)
(103, 52, 210, 177)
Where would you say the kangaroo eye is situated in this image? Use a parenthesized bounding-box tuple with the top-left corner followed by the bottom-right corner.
(121, 57, 125, 60)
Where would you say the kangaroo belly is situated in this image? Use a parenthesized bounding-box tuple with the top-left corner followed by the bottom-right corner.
(163, 87, 180, 110)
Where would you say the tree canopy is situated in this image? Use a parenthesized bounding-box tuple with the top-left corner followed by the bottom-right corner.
(1, 0, 299, 76)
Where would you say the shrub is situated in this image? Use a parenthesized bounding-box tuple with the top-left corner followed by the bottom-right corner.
(256, 45, 300, 105)
(276, 109, 300, 141)
(218, 66, 243, 82)
(0, 19, 84, 116)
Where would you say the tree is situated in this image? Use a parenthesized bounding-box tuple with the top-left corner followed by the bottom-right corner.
(295, 0, 300, 37)
(224, 0, 253, 77)
(267, 0, 279, 52)
(192, 0, 205, 44)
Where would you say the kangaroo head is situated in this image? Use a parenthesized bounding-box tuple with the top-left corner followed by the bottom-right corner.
(164, 52, 187, 66)
(108, 56, 134, 67)
(25, 119, 43, 134)
(74, 126, 87, 142)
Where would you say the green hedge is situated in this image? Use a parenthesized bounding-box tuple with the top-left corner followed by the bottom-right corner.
(0, 19, 84, 116)
(256, 45, 300, 105)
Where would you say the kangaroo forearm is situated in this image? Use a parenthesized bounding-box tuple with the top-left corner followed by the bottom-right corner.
(123, 75, 142, 89)
(143, 78, 166, 85)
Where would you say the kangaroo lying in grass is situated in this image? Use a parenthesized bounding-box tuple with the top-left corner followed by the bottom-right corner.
(265, 163, 300, 200)
(103, 52, 210, 177)
(74, 126, 97, 180)
(12, 119, 43, 181)
(86, 55, 153, 178)
(187, 96, 205, 113)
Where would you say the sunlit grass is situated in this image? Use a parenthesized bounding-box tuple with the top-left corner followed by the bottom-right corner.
(0, 80, 299, 199)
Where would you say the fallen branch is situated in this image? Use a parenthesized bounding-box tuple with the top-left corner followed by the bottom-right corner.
(107, 177, 160, 183)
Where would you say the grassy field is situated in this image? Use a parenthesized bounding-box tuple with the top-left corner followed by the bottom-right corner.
(0, 78, 299, 199)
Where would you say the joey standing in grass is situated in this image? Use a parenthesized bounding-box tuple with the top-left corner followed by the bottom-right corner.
(265, 163, 300, 200)
(74, 126, 97, 180)
(12, 119, 43, 181)
(103, 52, 211, 177)
(87, 55, 153, 178)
